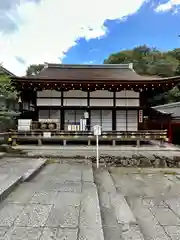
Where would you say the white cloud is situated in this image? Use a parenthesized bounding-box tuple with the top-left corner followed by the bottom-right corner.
(0, 0, 145, 76)
(155, 0, 180, 12)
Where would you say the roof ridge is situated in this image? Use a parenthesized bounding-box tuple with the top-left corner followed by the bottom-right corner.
(44, 62, 133, 69)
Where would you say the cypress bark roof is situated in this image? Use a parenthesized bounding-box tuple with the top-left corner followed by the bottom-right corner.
(12, 63, 180, 85)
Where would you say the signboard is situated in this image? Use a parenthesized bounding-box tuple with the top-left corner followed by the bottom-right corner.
(43, 132, 51, 138)
(18, 119, 32, 131)
(139, 110, 143, 123)
(93, 125, 101, 136)
(84, 112, 89, 119)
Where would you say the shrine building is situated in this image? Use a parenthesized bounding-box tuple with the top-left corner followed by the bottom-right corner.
(11, 63, 180, 145)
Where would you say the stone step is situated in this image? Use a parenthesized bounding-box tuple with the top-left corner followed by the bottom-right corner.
(22, 158, 48, 181)
(79, 181, 104, 240)
(127, 198, 172, 240)
(94, 168, 144, 240)
(0, 174, 22, 202)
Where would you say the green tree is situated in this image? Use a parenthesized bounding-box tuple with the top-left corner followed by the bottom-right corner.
(26, 64, 44, 76)
(0, 74, 19, 131)
(104, 45, 179, 77)
(104, 45, 180, 105)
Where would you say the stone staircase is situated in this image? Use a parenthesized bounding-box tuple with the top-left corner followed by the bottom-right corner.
(94, 168, 144, 240)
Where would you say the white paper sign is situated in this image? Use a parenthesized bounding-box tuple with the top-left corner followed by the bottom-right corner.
(93, 125, 101, 136)
(43, 132, 51, 138)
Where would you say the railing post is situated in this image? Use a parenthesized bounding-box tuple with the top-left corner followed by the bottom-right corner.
(12, 138, 16, 146)
(112, 139, 116, 146)
(136, 140, 140, 147)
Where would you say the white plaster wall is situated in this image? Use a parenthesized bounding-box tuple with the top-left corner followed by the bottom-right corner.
(90, 99, 113, 106)
(37, 90, 61, 98)
(63, 98, 87, 106)
(37, 98, 61, 106)
(116, 99, 139, 107)
(90, 90, 113, 98)
(116, 90, 139, 98)
(63, 90, 87, 98)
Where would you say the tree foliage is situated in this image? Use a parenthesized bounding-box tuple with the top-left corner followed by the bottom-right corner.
(104, 45, 180, 105)
(0, 74, 19, 130)
(26, 64, 44, 76)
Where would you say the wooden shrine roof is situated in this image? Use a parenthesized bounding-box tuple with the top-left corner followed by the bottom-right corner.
(12, 63, 180, 84)
(0, 65, 16, 77)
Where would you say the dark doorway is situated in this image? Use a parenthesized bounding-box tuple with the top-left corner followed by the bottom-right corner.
(172, 124, 180, 145)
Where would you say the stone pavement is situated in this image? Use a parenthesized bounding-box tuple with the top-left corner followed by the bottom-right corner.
(0, 157, 46, 177)
(0, 162, 104, 240)
(110, 167, 180, 240)
(1, 156, 180, 239)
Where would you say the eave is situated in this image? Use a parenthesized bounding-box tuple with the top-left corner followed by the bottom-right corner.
(12, 76, 179, 92)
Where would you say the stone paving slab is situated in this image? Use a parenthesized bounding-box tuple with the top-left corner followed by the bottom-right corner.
(150, 206, 180, 226)
(0, 161, 105, 240)
(40, 228, 78, 240)
(0, 203, 24, 227)
(0, 227, 8, 237)
(22, 158, 48, 181)
(0, 157, 48, 182)
(4, 183, 40, 204)
(55, 192, 81, 207)
(14, 204, 52, 227)
(46, 204, 79, 228)
(111, 168, 180, 240)
(40, 181, 82, 193)
(165, 226, 180, 240)
(3, 227, 42, 240)
(79, 182, 104, 240)
(30, 191, 59, 205)
(0, 175, 22, 201)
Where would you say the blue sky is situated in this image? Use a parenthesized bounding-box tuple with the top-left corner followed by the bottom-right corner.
(0, 0, 180, 75)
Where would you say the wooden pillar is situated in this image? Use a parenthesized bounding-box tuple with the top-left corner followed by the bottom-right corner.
(113, 91, 116, 131)
(168, 122, 172, 143)
(61, 109, 64, 130)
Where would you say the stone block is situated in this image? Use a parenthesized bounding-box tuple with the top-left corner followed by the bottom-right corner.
(82, 166, 94, 183)
(55, 192, 81, 207)
(40, 181, 81, 193)
(0, 204, 24, 227)
(30, 191, 58, 205)
(0, 175, 22, 201)
(121, 225, 144, 240)
(166, 198, 180, 217)
(79, 182, 104, 240)
(4, 226, 42, 240)
(40, 228, 78, 240)
(150, 207, 180, 226)
(79, 227, 104, 240)
(111, 192, 136, 225)
(165, 226, 180, 240)
(14, 204, 52, 227)
(4, 183, 36, 204)
(0, 227, 9, 237)
(46, 204, 79, 228)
